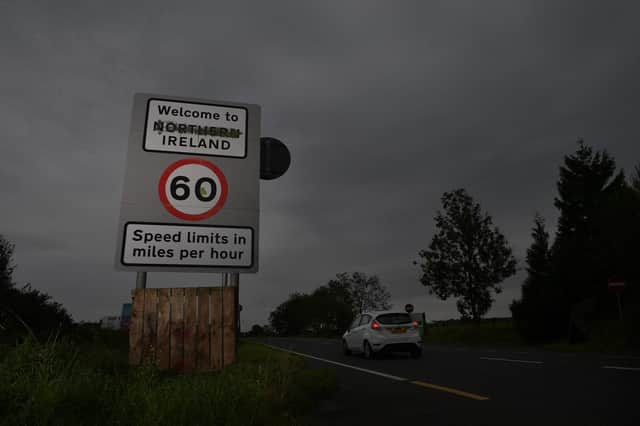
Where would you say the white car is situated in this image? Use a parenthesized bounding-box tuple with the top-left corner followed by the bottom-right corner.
(342, 311, 422, 358)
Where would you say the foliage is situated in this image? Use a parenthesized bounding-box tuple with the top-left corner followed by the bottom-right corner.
(510, 143, 640, 345)
(416, 189, 517, 321)
(632, 164, 640, 193)
(249, 324, 265, 336)
(269, 272, 392, 336)
(551, 141, 630, 308)
(0, 236, 14, 291)
(328, 272, 391, 314)
(511, 215, 565, 340)
(0, 235, 72, 341)
(0, 334, 336, 426)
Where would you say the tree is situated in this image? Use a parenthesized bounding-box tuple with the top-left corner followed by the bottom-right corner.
(551, 141, 626, 307)
(511, 215, 564, 339)
(310, 283, 356, 333)
(267, 272, 391, 336)
(416, 189, 517, 322)
(268, 293, 311, 335)
(632, 164, 640, 194)
(0, 235, 72, 340)
(268, 287, 355, 336)
(0, 236, 15, 291)
(249, 324, 264, 336)
(328, 272, 391, 314)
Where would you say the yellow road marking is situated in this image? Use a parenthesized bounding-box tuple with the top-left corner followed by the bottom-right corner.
(411, 380, 490, 401)
(261, 342, 491, 401)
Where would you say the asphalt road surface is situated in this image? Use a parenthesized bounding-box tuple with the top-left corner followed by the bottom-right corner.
(256, 337, 639, 426)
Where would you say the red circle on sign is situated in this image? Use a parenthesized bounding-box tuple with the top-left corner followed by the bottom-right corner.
(158, 158, 228, 221)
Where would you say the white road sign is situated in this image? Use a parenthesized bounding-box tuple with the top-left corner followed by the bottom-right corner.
(121, 223, 253, 268)
(115, 94, 260, 273)
(158, 158, 228, 221)
(144, 98, 247, 158)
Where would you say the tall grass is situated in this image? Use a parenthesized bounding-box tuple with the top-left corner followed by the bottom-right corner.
(425, 317, 637, 354)
(0, 332, 336, 426)
(425, 318, 524, 347)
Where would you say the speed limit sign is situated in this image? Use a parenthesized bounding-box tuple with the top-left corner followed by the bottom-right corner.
(158, 158, 228, 221)
(115, 93, 260, 273)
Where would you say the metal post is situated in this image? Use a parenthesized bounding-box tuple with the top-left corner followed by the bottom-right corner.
(231, 273, 240, 358)
(221, 273, 240, 358)
(616, 293, 623, 321)
(136, 272, 147, 289)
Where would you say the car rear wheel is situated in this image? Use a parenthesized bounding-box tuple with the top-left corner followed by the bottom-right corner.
(363, 341, 375, 359)
(342, 339, 351, 355)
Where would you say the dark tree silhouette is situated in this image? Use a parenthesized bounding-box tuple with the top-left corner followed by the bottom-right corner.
(551, 141, 626, 306)
(511, 215, 564, 339)
(0, 235, 72, 340)
(416, 189, 517, 322)
(268, 272, 391, 335)
(630, 164, 640, 194)
(0, 236, 15, 292)
(328, 272, 391, 314)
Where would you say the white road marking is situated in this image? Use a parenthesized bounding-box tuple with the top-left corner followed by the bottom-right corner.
(261, 342, 490, 400)
(602, 366, 640, 372)
(261, 343, 408, 381)
(479, 357, 543, 365)
(603, 355, 640, 360)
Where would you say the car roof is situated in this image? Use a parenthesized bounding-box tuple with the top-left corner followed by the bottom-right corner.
(360, 310, 412, 316)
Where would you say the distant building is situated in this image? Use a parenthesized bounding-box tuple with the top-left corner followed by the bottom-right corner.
(120, 303, 132, 329)
(100, 316, 121, 330)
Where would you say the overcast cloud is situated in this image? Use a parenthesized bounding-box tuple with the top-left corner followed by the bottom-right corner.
(2, 0, 639, 329)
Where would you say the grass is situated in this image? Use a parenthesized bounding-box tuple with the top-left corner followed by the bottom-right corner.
(425, 318, 525, 347)
(542, 320, 630, 354)
(0, 330, 336, 426)
(424, 318, 637, 355)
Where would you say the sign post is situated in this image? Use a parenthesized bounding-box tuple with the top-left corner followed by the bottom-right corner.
(608, 279, 625, 321)
(116, 94, 260, 273)
(116, 94, 261, 371)
(135, 271, 147, 289)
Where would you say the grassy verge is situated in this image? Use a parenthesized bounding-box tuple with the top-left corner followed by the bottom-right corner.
(0, 331, 336, 426)
(425, 318, 637, 355)
(425, 318, 525, 347)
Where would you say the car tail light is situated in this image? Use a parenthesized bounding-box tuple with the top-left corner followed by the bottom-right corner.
(371, 320, 381, 330)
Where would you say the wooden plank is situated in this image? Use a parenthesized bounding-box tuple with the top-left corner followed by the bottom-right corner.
(222, 287, 236, 366)
(129, 289, 145, 365)
(170, 288, 184, 371)
(210, 288, 223, 370)
(196, 288, 211, 371)
(156, 288, 171, 370)
(142, 289, 158, 364)
(183, 288, 198, 371)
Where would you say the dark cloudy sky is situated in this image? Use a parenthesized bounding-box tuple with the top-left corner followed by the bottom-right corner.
(2, 1, 639, 329)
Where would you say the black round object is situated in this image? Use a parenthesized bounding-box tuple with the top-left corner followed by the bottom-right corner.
(260, 137, 291, 180)
(405, 303, 414, 313)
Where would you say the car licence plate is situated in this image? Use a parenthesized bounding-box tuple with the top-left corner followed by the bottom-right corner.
(391, 327, 406, 334)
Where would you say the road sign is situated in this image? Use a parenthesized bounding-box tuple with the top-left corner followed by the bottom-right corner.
(405, 303, 414, 313)
(608, 280, 625, 293)
(260, 137, 291, 180)
(158, 158, 229, 221)
(115, 94, 260, 273)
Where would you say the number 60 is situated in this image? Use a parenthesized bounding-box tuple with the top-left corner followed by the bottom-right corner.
(169, 175, 217, 202)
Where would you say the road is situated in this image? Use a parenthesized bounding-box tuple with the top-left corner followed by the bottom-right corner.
(256, 337, 639, 426)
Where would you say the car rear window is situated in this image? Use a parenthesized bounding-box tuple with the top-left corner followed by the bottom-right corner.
(375, 313, 412, 325)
